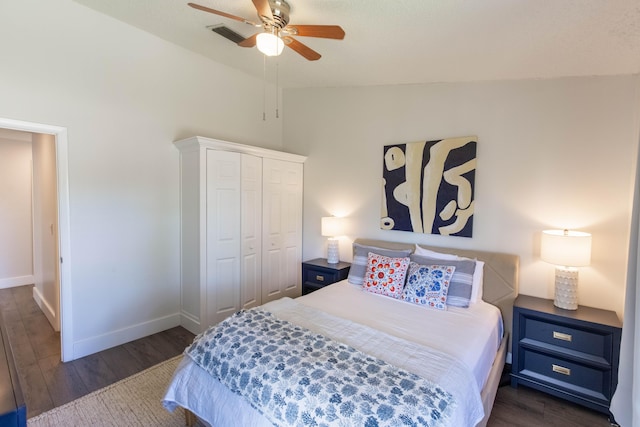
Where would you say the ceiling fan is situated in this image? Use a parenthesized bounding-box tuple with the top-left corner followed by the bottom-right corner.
(188, 0, 345, 61)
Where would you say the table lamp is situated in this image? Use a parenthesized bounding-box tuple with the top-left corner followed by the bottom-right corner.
(321, 216, 346, 264)
(540, 229, 592, 310)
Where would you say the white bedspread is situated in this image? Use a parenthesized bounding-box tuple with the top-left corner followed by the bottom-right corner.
(298, 281, 503, 390)
(164, 282, 499, 426)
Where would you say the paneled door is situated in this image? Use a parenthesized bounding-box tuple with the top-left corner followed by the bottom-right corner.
(205, 149, 241, 327)
(240, 154, 262, 310)
(262, 158, 303, 303)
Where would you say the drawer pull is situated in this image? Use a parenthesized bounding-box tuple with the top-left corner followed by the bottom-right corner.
(553, 331, 572, 342)
(315, 275, 324, 282)
(552, 364, 571, 376)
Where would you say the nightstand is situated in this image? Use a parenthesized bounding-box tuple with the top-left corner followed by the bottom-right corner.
(510, 295, 622, 416)
(302, 258, 351, 295)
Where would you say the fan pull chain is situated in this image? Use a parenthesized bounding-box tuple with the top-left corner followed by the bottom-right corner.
(262, 54, 266, 121)
(275, 61, 279, 119)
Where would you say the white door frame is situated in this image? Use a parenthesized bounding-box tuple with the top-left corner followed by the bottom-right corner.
(0, 117, 73, 362)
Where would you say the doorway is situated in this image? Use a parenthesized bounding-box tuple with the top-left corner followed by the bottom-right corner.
(0, 117, 72, 362)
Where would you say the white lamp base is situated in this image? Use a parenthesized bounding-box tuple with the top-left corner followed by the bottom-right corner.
(554, 266, 579, 310)
(326, 238, 340, 264)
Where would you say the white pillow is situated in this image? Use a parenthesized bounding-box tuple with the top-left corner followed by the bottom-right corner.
(470, 260, 484, 303)
(413, 244, 459, 261)
(414, 244, 484, 302)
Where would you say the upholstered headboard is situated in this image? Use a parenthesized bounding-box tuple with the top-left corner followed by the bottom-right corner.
(353, 238, 520, 350)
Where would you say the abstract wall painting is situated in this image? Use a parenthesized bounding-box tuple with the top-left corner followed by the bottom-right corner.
(381, 136, 477, 238)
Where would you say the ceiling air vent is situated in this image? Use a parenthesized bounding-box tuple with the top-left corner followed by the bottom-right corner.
(207, 25, 246, 44)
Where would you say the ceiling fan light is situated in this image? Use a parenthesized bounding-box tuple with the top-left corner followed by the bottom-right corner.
(256, 32, 284, 56)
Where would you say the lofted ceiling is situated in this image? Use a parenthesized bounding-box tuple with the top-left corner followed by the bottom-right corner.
(74, 0, 640, 88)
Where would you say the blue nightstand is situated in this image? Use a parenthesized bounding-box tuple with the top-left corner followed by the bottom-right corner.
(301, 258, 351, 295)
(511, 295, 622, 417)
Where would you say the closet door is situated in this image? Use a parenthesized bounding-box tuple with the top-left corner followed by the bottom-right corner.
(205, 150, 241, 327)
(262, 158, 303, 303)
(240, 154, 262, 310)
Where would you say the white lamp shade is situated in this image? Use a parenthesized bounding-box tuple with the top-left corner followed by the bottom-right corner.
(541, 229, 592, 267)
(256, 32, 284, 56)
(321, 216, 346, 237)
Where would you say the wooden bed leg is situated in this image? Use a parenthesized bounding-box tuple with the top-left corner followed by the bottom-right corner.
(184, 408, 196, 427)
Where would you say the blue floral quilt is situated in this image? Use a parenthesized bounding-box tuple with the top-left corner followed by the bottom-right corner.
(186, 308, 456, 427)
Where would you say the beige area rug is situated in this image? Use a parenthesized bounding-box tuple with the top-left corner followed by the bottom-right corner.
(28, 355, 199, 427)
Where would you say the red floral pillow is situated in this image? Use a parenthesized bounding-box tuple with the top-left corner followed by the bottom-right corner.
(362, 252, 410, 299)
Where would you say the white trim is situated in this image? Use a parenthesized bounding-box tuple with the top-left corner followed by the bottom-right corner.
(72, 313, 181, 360)
(174, 136, 307, 163)
(32, 286, 58, 332)
(55, 128, 72, 361)
(180, 309, 201, 335)
(0, 275, 35, 289)
(0, 117, 73, 362)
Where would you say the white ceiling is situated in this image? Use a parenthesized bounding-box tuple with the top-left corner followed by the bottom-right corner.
(74, 0, 640, 88)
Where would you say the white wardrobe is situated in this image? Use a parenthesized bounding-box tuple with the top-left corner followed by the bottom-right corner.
(175, 136, 306, 334)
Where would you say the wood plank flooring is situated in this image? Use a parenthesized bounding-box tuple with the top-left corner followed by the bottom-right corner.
(490, 381, 613, 426)
(0, 285, 194, 418)
(0, 284, 615, 425)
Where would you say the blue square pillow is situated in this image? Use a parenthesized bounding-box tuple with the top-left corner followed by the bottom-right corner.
(402, 263, 456, 310)
(410, 254, 476, 308)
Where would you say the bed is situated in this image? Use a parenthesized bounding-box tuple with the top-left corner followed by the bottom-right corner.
(163, 238, 519, 426)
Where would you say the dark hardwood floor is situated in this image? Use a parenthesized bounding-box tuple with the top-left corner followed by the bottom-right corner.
(489, 382, 613, 426)
(0, 285, 195, 418)
(0, 284, 614, 425)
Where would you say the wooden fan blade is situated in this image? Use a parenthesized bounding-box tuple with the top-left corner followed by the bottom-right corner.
(252, 0, 272, 20)
(238, 33, 258, 47)
(282, 36, 321, 61)
(285, 25, 345, 39)
(188, 3, 258, 26)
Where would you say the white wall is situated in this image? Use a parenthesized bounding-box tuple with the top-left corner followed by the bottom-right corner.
(0, 131, 33, 288)
(283, 76, 640, 316)
(2, 0, 636, 358)
(0, 0, 283, 359)
(32, 133, 60, 331)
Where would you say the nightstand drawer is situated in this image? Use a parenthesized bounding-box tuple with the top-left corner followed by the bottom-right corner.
(522, 317, 613, 363)
(519, 348, 611, 403)
(303, 268, 338, 286)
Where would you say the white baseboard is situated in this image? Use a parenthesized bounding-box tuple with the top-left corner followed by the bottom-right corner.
(72, 313, 181, 360)
(180, 310, 201, 335)
(0, 275, 34, 289)
(32, 286, 59, 332)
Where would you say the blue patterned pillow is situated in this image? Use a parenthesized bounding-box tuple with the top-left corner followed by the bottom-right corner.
(410, 254, 476, 307)
(402, 263, 456, 310)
